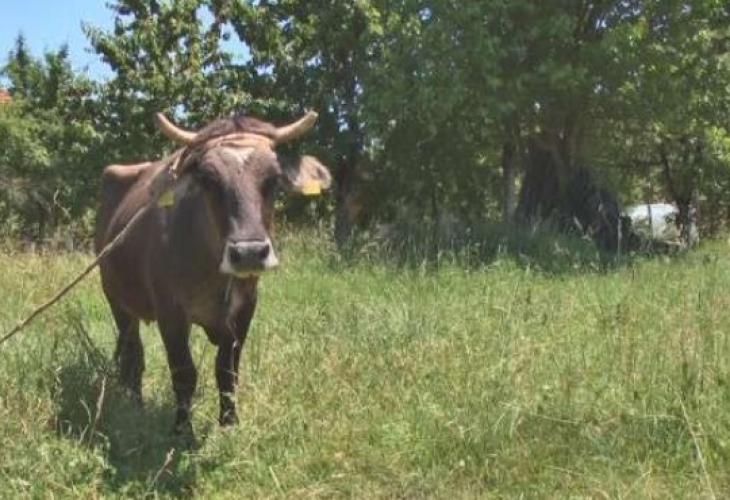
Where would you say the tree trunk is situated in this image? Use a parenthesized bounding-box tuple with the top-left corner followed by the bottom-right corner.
(35, 200, 46, 245)
(334, 166, 353, 247)
(514, 141, 561, 226)
(501, 142, 518, 222)
(677, 188, 699, 248)
(659, 140, 700, 248)
(334, 157, 361, 248)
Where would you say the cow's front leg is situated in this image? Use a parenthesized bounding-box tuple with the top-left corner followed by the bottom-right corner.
(158, 311, 196, 433)
(215, 338, 244, 426)
(211, 292, 257, 427)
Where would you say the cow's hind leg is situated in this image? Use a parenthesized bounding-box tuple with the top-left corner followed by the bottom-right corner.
(157, 308, 196, 433)
(109, 301, 144, 401)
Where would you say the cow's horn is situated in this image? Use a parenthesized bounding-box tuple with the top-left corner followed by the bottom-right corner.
(273, 111, 318, 144)
(155, 113, 197, 145)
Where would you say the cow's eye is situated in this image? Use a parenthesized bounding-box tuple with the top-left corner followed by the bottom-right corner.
(193, 167, 220, 191)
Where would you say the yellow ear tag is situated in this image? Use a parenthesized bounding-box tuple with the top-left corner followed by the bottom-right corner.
(301, 180, 322, 196)
(157, 189, 174, 207)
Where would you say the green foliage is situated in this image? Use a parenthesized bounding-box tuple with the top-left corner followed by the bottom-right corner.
(366, 1, 730, 231)
(0, 36, 103, 242)
(82, 0, 263, 162)
(343, 217, 611, 275)
(361, 0, 506, 219)
(1, 1, 730, 244)
(229, 0, 392, 239)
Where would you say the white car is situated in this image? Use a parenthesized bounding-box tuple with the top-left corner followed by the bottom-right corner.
(624, 203, 680, 242)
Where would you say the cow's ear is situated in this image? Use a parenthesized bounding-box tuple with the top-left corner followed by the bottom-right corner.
(282, 155, 332, 196)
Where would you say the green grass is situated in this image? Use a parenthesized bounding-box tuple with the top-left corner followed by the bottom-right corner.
(1, 230, 730, 498)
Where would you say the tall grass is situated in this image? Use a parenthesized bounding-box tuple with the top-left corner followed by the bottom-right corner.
(0, 229, 729, 498)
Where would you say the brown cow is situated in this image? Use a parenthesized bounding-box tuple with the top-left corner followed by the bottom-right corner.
(94, 111, 331, 431)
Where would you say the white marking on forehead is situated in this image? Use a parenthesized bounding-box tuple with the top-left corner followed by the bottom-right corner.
(168, 146, 258, 202)
(216, 146, 256, 167)
(232, 146, 256, 164)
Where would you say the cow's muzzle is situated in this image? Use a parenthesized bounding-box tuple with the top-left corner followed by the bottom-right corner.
(220, 238, 279, 277)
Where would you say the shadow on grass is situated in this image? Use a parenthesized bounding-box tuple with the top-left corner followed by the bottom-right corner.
(50, 337, 210, 498)
(331, 220, 681, 276)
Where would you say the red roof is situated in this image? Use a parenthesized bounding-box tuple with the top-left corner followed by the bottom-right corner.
(0, 89, 11, 104)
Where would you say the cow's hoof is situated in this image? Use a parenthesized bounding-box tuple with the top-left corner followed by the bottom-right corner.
(173, 408, 193, 434)
(219, 410, 239, 427)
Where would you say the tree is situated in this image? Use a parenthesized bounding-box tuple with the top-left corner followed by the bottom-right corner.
(80, 0, 730, 251)
(584, 1, 730, 246)
(1, 35, 102, 242)
(83, 0, 259, 162)
(368, 0, 730, 250)
(229, 0, 389, 245)
(364, 1, 507, 225)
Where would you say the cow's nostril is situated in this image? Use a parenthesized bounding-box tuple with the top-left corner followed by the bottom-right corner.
(228, 245, 244, 265)
(227, 241, 271, 269)
(257, 243, 270, 261)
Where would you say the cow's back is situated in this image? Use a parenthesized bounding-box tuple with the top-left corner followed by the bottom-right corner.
(95, 162, 157, 249)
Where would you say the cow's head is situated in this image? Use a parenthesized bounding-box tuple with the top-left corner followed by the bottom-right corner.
(154, 111, 331, 277)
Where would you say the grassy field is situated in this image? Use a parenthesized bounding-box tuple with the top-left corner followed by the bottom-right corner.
(1, 230, 730, 498)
